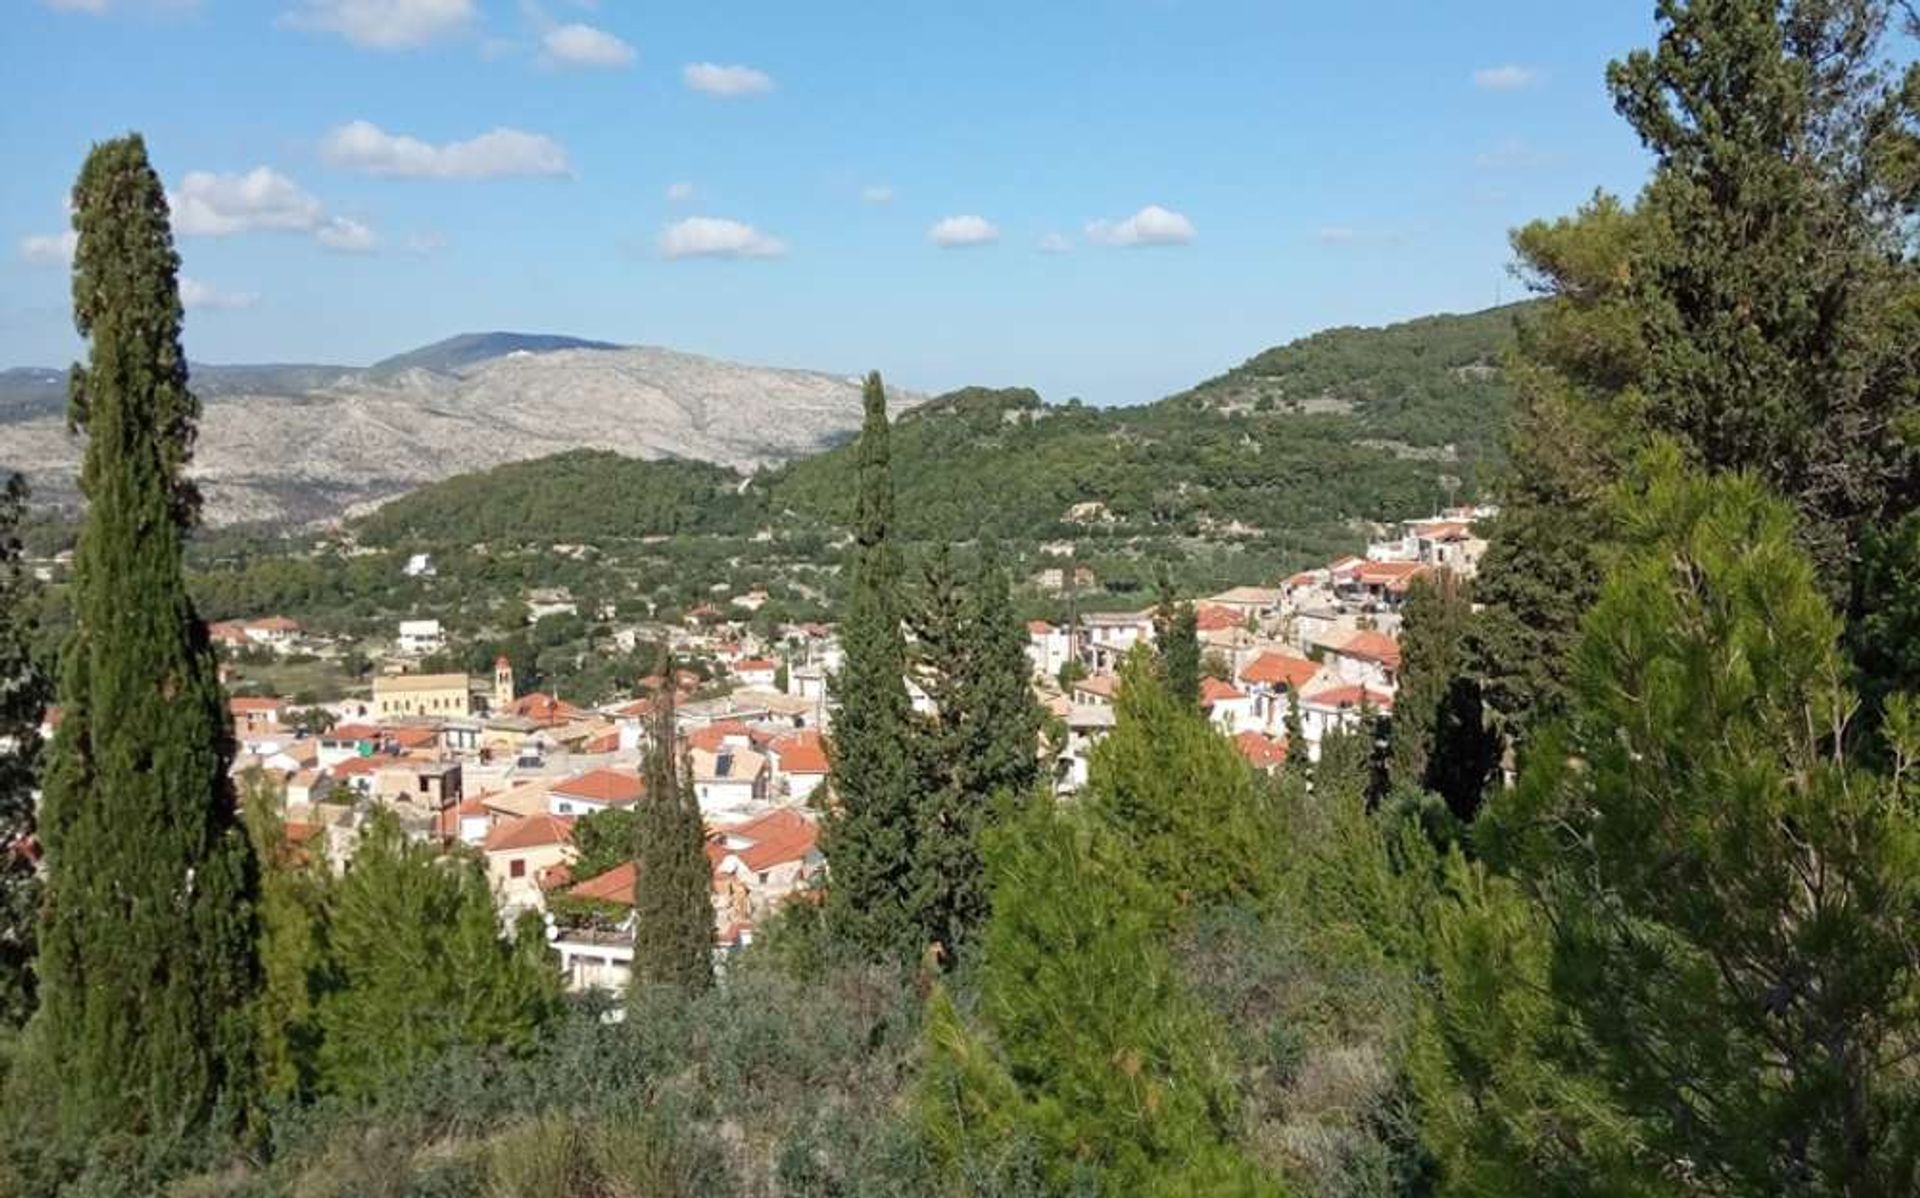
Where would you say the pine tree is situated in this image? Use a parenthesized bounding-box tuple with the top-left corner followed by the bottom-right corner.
(822, 373, 922, 961)
(1087, 651, 1276, 910)
(629, 674, 712, 994)
(0, 474, 46, 1029)
(1469, 451, 1920, 1192)
(1390, 571, 1497, 824)
(33, 134, 260, 1141)
(316, 813, 558, 1099)
(917, 796, 1281, 1194)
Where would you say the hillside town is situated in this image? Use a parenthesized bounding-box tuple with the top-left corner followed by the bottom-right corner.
(64, 507, 1490, 995)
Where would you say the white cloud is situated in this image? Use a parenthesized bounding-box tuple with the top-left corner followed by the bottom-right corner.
(665, 181, 696, 202)
(541, 22, 633, 68)
(282, 0, 475, 49)
(19, 231, 77, 265)
(320, 120, 571, 179)
(1472, 64, 1540, 90)
(179, 277, 259, 311)
(659, 217, 785, 259)
(1084, 204, 1195, 247)
(683, 62, 774, 97)
(317, 217, 379, 253)
(1036, 232, 1073, 254)
(1317, 225, 1357, 244)
(40, 0, 112, 12)
(404, 231, 448, 254)
(169, 167, 378, 252)
(929, 215, 999, 248)
(861, 184, 894, 205)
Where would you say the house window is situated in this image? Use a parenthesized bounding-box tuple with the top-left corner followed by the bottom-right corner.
(510, 859, 526, 879)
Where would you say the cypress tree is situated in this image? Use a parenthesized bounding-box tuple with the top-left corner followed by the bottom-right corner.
(955, 540, 1042, 803)
(823, 373, 922, 960)
(907, 541, 1045, 957)
(33, 134, 260, 1140)
(0, 474, 46, 1029)
(239, 770, 330, 1103)
(629, 672, 712, 994)
(1389, 571, 1498, 823)
(1153, 573, 1201, 710)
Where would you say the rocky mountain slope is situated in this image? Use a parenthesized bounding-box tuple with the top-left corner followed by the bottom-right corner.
(0, 334, 916, 526)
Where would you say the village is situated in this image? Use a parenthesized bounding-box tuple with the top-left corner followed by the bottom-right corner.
(55, 508, 1490, 995)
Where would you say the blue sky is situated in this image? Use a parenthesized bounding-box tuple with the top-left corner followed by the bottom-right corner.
(3, 0, 1658, 405)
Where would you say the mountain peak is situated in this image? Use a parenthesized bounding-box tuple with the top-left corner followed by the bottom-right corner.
(367, 332, 625, 378)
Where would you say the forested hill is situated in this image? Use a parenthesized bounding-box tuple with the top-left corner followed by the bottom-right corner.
(352, 303, 1530, 549)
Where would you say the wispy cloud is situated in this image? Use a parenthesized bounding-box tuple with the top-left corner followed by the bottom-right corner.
(320, 120, 571, 179)
(683, 62, 774, 97)
(541, 22, 633, 68)
(281, 0, 476, 50)
(1036, 232, 1073, 254)
(1317, 225, 1358, 244)
(659, 216, 786, 259)
(1472, 64, 1540, 90)
(169, 167, 377, 252)
(1473, 137, 1550, 170)
(18, 231, 77, 265)
(665, 181, 695, 202)
(861, 184, 895, 205)
(929, 215, 999, 248)
(180, 277, 260, 311)
(1084, 204, 1195, 247)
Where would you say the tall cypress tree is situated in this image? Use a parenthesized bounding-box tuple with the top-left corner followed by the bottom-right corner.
(33, 135, 259, 1140)
(823, 373, 921, 960)
(1390, 571, 1498, 823)
(1153, 572, 1201, 710)
(0, 474, 46, 1029)
(907, 541, 1044, 957)
(629, 671, 712, 994)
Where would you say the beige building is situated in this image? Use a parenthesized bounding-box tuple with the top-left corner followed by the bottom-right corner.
(372, 673, 473, 720)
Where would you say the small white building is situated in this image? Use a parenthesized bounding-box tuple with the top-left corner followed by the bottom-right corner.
(396, 619, 445, 656)
(1026, 620, 1072, 679)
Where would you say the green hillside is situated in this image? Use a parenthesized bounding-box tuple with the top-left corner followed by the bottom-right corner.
(348, 304, 1528, 550)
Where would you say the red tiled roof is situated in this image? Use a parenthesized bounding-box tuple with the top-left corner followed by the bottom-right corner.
(229, 697, 286, 715)
(284, 821, 324, 845)
(550, 767, 645, 806)
(1354, 560, 1427, 586)
(509, 692, 587, 726)
(330, 755, 382, 778)
(734, 658, 778, 673)
(770, 729, 829, 774)
(328, 724, 380, 741)
(688, 721, 756, 753)
(568, 861, 638, 906)
(1234, 731, 1289, 770)
(483, 813, 575, 853)
(1336, 630, 1403, 671)
(1200, 676, 1246, 705)
(1305, 684, 1395, 713)
(583, 728, 621, 754)
(248, 616, 301, 633)
(1194, 605, 1241, 633)
(1027, 619, 1055, 634)
(720, 807, 819, 872)
(386, 725, 440, 750)
(1239, 652, 1321, 691)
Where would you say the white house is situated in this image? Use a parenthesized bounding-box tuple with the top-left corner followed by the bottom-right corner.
(1026, 620, 1072, 679)
(1298, 685, 1393, 763)
(1200, 676, 1258, 735)
(1078, 609, 1155, 674)
(690, 745, 768, 815)
(732, 657, 779, 689)
(768, 730, 830, 803)
(396, 619, 445, 656)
